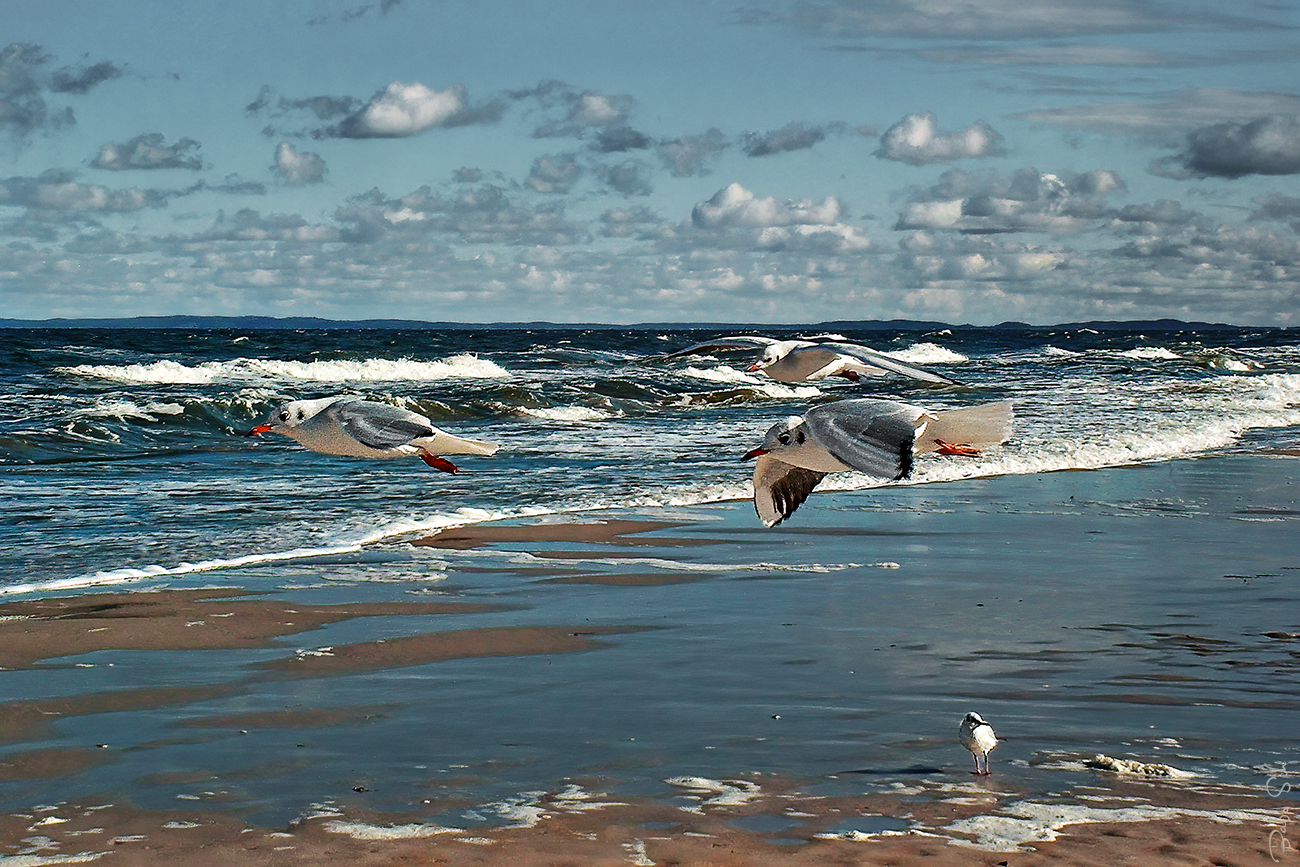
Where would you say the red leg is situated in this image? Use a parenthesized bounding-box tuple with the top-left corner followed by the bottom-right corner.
(420, 451, 459, 473)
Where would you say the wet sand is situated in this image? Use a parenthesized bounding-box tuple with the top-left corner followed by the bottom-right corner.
(1, 455, 1297, 864)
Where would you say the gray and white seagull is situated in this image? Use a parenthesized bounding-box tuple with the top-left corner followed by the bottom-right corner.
(742, 397, 1011, 526)
(666, 335, 958, 385)
(245, 396, 498, 473)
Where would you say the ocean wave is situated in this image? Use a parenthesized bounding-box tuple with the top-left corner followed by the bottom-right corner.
(883, 342, 968, 364)
(71, 399, 187, 421)
(57, 354, 511, 385)
(1117, 347, 1183, 360)
(516, 405, 615, 423)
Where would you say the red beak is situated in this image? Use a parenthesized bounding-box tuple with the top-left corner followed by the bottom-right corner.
(245, 423, 272, 437)
(742, 447, 768, 461)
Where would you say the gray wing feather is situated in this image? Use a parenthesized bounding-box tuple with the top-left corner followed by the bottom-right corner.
(663, 335, 778, 359)
(803, 399, 920, 480)
(753, 456, 826, 528)
(818, 341, 958, 385)
(329, 400, 434, 449)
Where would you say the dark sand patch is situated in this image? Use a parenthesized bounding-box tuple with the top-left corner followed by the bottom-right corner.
(0, 683, 243, 745)
(0, 588, 506, 669)
(256, 624, 648, 676)
(0, 746, 111, 781)
(0, 779, 1283, 866)
(412, 518, 711, 550)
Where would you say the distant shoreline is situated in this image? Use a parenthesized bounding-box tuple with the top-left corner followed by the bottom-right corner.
(0, 315, 1278, 331)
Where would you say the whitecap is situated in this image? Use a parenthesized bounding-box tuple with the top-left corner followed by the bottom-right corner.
(518, 406, 614, 423)
(57, 354, 510, 385)
(1118, 347, 1182, 360)
(883, 342, 968, 364)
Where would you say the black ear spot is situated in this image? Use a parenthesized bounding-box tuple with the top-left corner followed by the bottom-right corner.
(296, 410, 305, 420)
(795, 430, 806, 444)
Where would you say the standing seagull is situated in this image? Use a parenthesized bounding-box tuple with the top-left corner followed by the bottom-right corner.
(959, 712, 998, 775)
(245, 396, 498, 473)
(742, 397, 1012, 526)
(665, 335, 957, 385)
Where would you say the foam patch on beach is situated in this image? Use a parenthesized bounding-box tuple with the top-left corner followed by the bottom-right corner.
(57, 354, 510, 385)
(666, 777, 764, 811)
(938, 799, 1276, 851)
(324, 820, 463, 840)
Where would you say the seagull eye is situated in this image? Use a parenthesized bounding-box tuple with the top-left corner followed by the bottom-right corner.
(777, 433, 791, 445)
(279, 410, 290, 422)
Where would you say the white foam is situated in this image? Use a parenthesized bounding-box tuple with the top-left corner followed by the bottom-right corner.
(883, 342, 968, 365)
(518, 406, 613, 423)
(57, 354, 510, 385)
(324, 821, 463, 840)
(1118, 346, 1182, 360)
(71, 400, 186, 421)
(939, 800, 1276, 851)
(666, 777, 763, 810)
(0, 856, 107, 866)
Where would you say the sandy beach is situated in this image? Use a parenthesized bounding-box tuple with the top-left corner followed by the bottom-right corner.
(0, 454, 1297, 864)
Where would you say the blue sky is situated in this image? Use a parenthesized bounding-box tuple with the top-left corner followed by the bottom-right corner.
(3, 0, 1299, 324)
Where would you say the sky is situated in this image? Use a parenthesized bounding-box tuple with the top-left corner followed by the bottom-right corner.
(2, 0, 1300, 326)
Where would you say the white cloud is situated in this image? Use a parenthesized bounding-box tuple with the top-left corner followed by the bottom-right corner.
(526, 153, 582, 194)
(92, 133, 203, 171)
(895, 167, 1125, 234)
(273, 141, 327, 185)
(875, 112, 1006, 166)
(777, 0, 1269, 41)
(333, 82, 491, 138)
(1153, 115, 1300, 179)
(1011, 88, 1300, 145)
(658, 129, 729, 177)
(691, 182, 842, 229)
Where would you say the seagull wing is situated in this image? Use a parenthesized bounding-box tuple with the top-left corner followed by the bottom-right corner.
(752, 455, 826, 528)
(803, 399, 922, 480)
(662, 335, 778, 360)
(817, 341, 958, 385)
(328, 400, 435, 449)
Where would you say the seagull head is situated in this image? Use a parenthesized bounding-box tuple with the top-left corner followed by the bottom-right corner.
(245, 397, 331, 437)
(962, 712, 988, 727)
(745, 340, 799, 373)
(742, 415, 806, 460)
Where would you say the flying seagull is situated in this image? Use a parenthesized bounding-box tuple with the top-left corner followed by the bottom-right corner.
(959, 711, 998, 776)
(742, 397, 1012, 526)
(245, 396, 498, 473)
(666, 335, 957, 385)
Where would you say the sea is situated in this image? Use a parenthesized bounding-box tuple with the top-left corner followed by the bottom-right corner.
(1, 324, 1299, 835)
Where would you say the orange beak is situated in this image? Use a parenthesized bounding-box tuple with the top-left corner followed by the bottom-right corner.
(245, 423, 272, 437)
(742, 447, 768, 461)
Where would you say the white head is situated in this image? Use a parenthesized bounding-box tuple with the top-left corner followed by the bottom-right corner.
(245, 397, 335, 437)
(743, 415, 808, 460)
(747, 340, 799, 372)
(962, 712, 989, 728)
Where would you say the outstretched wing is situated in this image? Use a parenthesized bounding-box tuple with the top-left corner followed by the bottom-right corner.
(662, 335, 778, 360)
(817, 341, 958, 385)
(803, 399, 921, 480)
(753, 455, 826, 528)
(328, 400, 434, 450)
